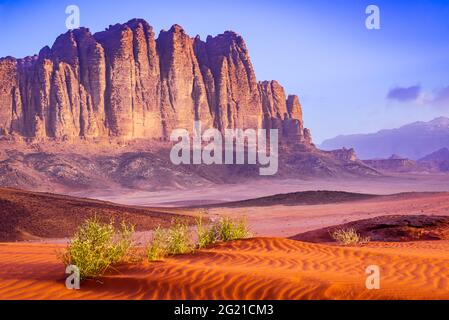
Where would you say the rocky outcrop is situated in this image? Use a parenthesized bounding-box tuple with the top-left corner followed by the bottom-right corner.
(292, 215, 449, 243)
(158, 25, 212, 135)
(363, 156, 418, 172)
(193, 31, 261, 131)
(328, 148, 357, 162)
(0, 18, 311, 143)
(258, 81, 307, 142)
(0, 58, 20, 136)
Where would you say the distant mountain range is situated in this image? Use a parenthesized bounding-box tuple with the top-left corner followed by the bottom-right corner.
(320, 117, 449, 160)
(418, 147, 449, 172)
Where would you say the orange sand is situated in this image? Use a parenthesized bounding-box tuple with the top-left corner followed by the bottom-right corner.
(1, 238, 449, 300)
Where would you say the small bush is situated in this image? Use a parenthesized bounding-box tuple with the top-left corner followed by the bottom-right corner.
(167, 219, 193, 255)
(214, 217, 251, 242)
(196, 217, 217, 249)
(147, 217, 251, 261)
(147, 226, 169, 261)
(147, 220, 193, 261)
(330, 228, 370, 246)
(196, 217, 251, 249)
(59, 218, 134, 280)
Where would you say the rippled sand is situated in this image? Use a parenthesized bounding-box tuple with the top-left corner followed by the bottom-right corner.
(1, 238, 449, 300)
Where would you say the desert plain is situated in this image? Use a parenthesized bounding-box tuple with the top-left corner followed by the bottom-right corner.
(1, 176, 449, 300)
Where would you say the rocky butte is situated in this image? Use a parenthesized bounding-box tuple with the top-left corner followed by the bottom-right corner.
(0, 18, 373, 193)
(0, 18, 311, 145)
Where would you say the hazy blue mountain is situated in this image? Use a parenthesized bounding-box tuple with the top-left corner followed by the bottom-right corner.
(320, 117, 449, 160)
(419, 147, 449, 162)
(418, 147, 449, 172)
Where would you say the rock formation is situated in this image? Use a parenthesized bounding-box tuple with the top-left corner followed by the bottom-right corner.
(418, 148, 449, 172)
(363, 156, 418, 173)
(0, 19, 311, 143)
(328, 148, 357, 162)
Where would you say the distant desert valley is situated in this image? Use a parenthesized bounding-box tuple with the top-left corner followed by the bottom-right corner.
(1, 18, 449, 300)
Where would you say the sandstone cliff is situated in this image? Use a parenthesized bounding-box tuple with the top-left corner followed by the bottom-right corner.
(0, 19, 310, 143)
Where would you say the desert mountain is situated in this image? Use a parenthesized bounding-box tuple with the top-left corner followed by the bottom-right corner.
(419, 147, 449, 162)
(0, 19, 308, 143)
(321, 117, 449, 160)
(0, 19, 378, 192)
(418, 148, 449, 172)
(0, 140, 379, 193)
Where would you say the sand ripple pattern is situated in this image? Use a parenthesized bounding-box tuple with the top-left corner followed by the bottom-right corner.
(1, 239, 449, 300)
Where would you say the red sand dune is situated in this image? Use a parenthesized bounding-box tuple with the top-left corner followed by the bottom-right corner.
(1, 238, 449, 300)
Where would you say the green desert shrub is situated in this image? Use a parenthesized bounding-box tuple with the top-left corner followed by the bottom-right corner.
(214, 217, 251, 242)
(147, 217, 251, 261)
(196, 217, 251, 249)
(147, 220, 193, 261)
(196, 217, 217, 249)
(147, 226, 169, 261)
(330, 228, 370, 246)
(166, 219, 193, 255)
(59, 217, 134, 280)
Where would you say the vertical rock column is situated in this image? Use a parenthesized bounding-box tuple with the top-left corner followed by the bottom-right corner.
(194, 31, 262, 131)
(157, 24, 212, 136)
(0, 58, 21, 135)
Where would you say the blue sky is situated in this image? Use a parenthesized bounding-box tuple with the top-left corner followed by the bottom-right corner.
(0, 0, 448, 142)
